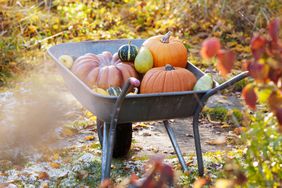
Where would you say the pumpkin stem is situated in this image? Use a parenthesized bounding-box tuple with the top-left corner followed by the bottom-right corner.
(161, 31, 172, 43)
(165, 64, 175, 71)
(128, 40, 132, 45)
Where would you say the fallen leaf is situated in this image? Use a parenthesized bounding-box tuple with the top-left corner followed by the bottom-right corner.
(221, 124, 230, 128)
(0, 184, 17, 188)
(38, 172, 49, 180)
(214, 179, 234, 188)
(193, 177, 210, 188)
(77, 170, 88, 180)
(133, 122, 150, 130)
(132, 146, 143, 152)
(186, 160, 194, 167)
(100, 179, 112, 188)
(142, 132, 152, 136)
(52, 153, 60, 160)
(206, 136, 226, 145)
(148, 146, 159, 153)
(233, 127, 246, 135)
(84, 135, 95, 141)
(50, 162, 60, 169)
(0, 160, 13, 171)
(59, 127, 77, 137)
(40, 182, 49, 188)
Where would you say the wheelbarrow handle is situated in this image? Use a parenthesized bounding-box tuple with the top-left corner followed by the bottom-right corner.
(102, 77, 141, 180)
(194, 71, 249, 108)
(111, 77, 140, 120)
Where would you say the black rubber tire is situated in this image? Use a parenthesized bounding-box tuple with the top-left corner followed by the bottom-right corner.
(97, 119, 132, 158)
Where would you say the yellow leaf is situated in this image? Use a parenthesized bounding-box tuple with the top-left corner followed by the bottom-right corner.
(50, 162, 60, 169)
(52, 153, 60, 160)
(206, 136, 226, 145)
(221, 124, 230, 128)
(214, 179, 234, 188)
(85, 111, 93, 118)
(60, 127, 77, 137)
(227, 41, 238, 47)
(89, 116, 97, 121)
(84, 135, 95, 141)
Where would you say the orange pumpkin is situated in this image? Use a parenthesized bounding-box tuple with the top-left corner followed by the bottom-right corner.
(143, 31, 188, 68)
(71, 51, 138, 89)
(140, 64, 196, 94)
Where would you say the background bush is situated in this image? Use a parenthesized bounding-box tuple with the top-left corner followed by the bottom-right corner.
(1, 0, 281, 84)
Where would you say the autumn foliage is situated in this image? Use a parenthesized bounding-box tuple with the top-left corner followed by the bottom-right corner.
(245, 18, 282, 130)
(201, 18, 282, 131)
(200, 37, 236, 77)
(100, 156, 174, 188)
(128, 156, 174, 188)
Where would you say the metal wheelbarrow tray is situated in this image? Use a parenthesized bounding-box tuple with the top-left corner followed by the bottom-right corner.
(48, 39, 248, 181)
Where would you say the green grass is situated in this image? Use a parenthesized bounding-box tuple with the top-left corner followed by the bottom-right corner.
(203, 106, 243, 125)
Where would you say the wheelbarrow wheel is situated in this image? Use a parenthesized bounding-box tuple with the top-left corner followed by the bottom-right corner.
(97, 119, 132, 158)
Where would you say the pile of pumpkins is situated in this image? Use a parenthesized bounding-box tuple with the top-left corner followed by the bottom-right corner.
(59, 32, 213, 96)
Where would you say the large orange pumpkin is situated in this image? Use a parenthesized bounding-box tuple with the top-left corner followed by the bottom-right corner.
(140, 64, 196, 94)
(71, 51, 138, 89)
(143, 31, 188, 68)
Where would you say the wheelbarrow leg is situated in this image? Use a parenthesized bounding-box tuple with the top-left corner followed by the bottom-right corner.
(101, 122, 112, 181)
(191, 71, 249, 176)
(101, 121, 118, 181)
(192, 108, 204, 176)
(164, 120, 189, 172)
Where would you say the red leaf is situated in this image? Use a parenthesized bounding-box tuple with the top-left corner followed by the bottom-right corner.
(193, 177, 210, 188)
(275, 108, 282, 126)
(250, 34, 266, 60)
(159, 164, 174, 186)
(268, 90, 282, 112)
(242, 84, 257, 110)
(200, 37, 221, 59)
(149, 155, 164, 172)
(247, 61, 269, 83)
(268, 68, 282, 84)
(129, 173, 139, 184)
(100, 179, 112, 188)
(267, 39, 282, 57)
(242, 60, 251, 71)
(216, 49, 236, 77)
(268, 18, 280, 42)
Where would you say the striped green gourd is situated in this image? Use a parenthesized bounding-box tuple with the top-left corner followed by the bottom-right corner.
(118, 41, 138, 62)
(107, 87, 122, 96)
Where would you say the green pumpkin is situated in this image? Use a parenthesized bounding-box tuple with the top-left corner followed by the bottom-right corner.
(118, 41, 138, 62)
(107, 87, 122, 96)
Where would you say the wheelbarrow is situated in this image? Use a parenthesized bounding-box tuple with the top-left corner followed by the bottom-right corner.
(47, 39, 248, 181)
